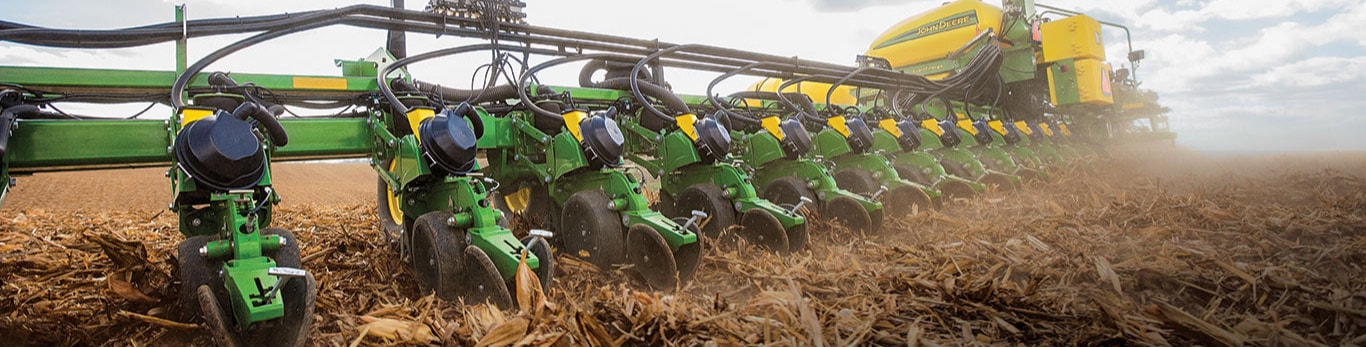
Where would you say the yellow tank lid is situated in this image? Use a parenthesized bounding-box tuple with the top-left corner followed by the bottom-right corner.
(744, 78, 858, 107)
(866, 0, 1003, 70)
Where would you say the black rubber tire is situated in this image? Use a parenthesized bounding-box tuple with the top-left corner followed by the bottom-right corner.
(894, 164, 933, 186)
(625, 224, 679, 290)
(558, 190, 626, 269)
(833, 168, 881, 196)
(671, 184, 737, 241)
(460, 245, 515, 308)
(410, 211, 467, 299)
(940, 159, 972, 179)
(176, 235, 219, 322)
(190, 228, 317, 347)
(761, 176, 817, 209)
(518, 236, 555, 295)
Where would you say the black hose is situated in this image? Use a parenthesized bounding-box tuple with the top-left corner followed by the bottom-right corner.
(0, 105, 41, 157)
(587, 77, 688, 116)
(449, 102, 485, 139)
(231, 102, 289, 147)
(377, 43, 565, 115)
(516, 53, 646, 121)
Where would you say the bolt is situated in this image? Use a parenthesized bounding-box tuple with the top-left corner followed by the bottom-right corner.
(870, 185, 890, 200)
(278, 236, 288, 247)
(387, 139, 397, 147)
(198, 246, 208, 257)
(790, 197, 813, 215)
(447, 216, 456, 226)
(191, 218, 201, 227)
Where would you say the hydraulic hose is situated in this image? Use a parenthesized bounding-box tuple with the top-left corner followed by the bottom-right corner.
(586, 77, 689, 116)
(516, 53, 646, 121)
(230, 102, 289, 147)
(0, 105, 40, 158)
(377, 43, 565, 115)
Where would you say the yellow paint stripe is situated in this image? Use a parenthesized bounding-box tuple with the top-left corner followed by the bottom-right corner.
(292, 77, 348, 90)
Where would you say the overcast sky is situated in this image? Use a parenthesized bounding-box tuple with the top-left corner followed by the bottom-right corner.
(3, 0, 1364, 152)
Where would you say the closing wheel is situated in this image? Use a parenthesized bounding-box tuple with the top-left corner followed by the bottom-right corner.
(191, 229, 317, 347)
(559, 190, 625, 269)
(671, 184, 737, 240)
(738, 209, 789, 254)
(668, 217, 704, 285)
(980, 172, 1018, 192)
(761, 176, 814, 250)
(936, 180, 978, 201)
(1015, 167, 1047, 183)
(410, 211, 466, 298)
(625, 224, 679, 290)
(824, 196, 874, 235)
(894, 164, 932, 186)
(459, 245, 515, 308)
(884, 185, 933, 216)
(376, 160, 403, 245)
(518, 236, 555, 294)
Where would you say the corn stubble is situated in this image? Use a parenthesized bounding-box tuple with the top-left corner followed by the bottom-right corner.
(2, 149, 1363, 346)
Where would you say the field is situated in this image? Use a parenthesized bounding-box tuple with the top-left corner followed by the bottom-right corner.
(1, 146, 1363, 346)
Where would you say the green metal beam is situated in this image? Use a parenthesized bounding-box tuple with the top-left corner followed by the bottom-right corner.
(0, 66, 378, 95)
(6, 117, 370, 172)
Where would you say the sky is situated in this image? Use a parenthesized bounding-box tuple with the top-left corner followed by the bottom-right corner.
(2, 0, 1365, 152)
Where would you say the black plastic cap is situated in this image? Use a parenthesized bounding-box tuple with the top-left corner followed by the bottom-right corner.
(896, 120, 923, 151)
(972, 120, 994, 145)
(693, 117, 731, 164)
(1003, 122, 1022, 145)
(938, 119, 962, 148)
(844, 117, 875, 153)
(419, 110, 479, 175)
(580, 115, 625, 168)
(780, 119, 812, 159)
(174, 113, 265, 191)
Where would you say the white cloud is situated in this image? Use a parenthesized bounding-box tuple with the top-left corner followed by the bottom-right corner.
(1200, 0, 1359, 21)
(1250, 56, 1366, 88)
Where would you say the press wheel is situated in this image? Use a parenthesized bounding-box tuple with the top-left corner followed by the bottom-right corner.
(894, 164, 932, 186)
(671, 184, 737, 240)
(833, 168, 880, 196)
(558, 190, 625, 269)
(410, 211, 467, 298)
(625, 224, 679, 290)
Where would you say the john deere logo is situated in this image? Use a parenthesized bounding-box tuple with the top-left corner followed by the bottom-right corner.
(874, 11, 978, 49)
